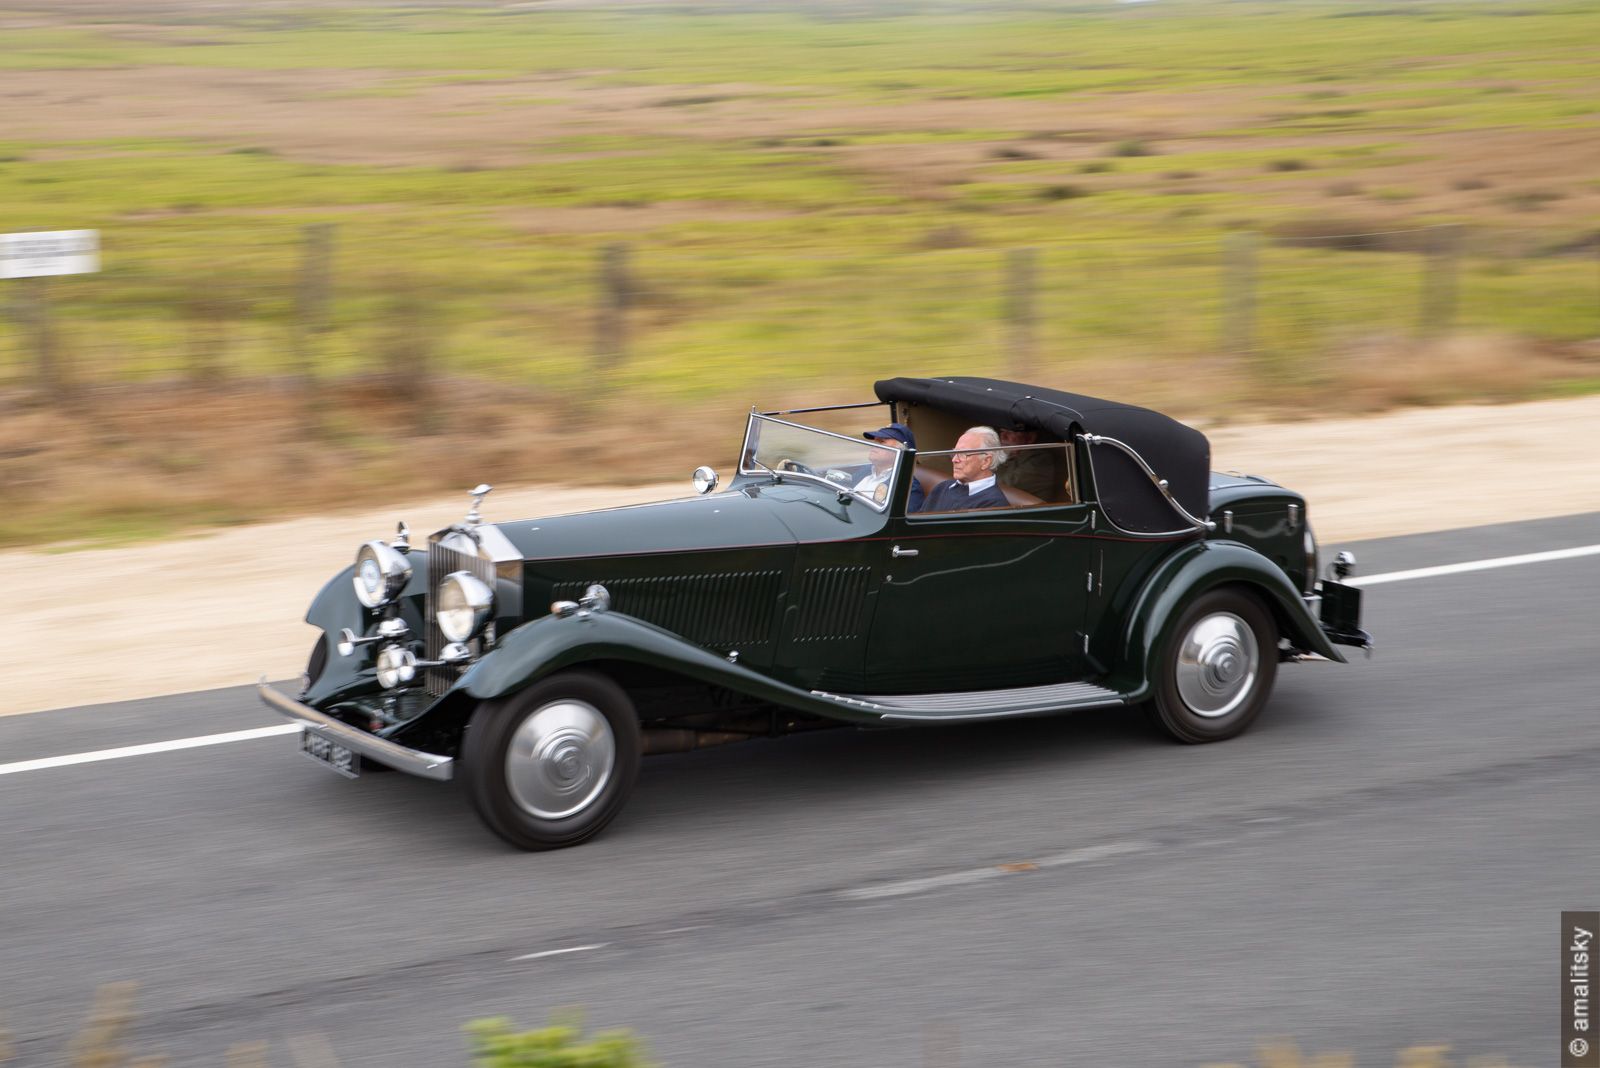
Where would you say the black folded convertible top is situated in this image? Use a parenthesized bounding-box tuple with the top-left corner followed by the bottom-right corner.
(874, 376, 1211, 534)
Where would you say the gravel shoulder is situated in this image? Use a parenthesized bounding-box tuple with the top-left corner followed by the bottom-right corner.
(7, 395, 1598, 718)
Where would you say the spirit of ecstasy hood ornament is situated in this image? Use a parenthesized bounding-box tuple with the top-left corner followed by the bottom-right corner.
(465, 484, 492, 527)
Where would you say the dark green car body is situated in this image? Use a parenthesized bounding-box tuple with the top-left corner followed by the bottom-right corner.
(263, 376, 1368, 848)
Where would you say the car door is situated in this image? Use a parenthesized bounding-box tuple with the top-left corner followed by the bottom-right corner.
(863, 501, 1098, 694)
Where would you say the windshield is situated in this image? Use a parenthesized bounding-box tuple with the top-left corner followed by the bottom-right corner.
(741, 415, 902, 510)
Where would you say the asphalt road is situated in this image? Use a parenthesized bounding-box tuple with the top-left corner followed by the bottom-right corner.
(3, 513, 1597, 1067)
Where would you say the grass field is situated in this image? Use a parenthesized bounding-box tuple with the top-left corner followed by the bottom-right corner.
(0, 0, 1597, 545)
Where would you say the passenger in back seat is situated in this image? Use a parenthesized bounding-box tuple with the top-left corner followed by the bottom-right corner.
(996, 426, 1058, 501)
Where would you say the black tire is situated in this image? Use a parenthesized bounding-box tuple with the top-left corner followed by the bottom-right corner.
(459, 670, 641, 850)
(1150, 587, 1277, 744)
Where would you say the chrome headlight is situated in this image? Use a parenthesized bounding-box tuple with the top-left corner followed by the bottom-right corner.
(375, 645, 417, 690)
(1303, 522, 1319, 595)
(437, 571, 494, 643)
(354, 540, 412, 609)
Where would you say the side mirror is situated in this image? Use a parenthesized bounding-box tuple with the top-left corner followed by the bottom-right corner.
(692, 466, 719, 494)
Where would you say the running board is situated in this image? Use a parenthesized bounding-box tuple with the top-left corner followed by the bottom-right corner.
(810, 680, 1129, 722)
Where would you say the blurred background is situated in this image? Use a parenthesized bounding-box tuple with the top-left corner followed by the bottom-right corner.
(1, 0, 1597, 547)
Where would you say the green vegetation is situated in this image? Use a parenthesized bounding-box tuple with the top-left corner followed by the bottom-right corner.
(0, 0, 1596, 544)
(465, 1014, 651, 1068)
(1, 2, 1596, 396)
(0, 984, 652, 1066)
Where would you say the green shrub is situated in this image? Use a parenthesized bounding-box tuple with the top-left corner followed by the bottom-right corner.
(1109, 139, 1154, 157)
(1038, 183, 1089, 201)
(464, 1014, 652, 1068)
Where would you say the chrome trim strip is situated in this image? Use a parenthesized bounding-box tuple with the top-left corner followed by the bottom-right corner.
(1081, 433, 1214, 534)
(1077, 434, 1208, 539)
(810, 680, 1126, 721)
(759, 401, 888, 417)
(473, 522, 523, 564)
(257, 680, 454, 782)
(747, 413, 888, 449)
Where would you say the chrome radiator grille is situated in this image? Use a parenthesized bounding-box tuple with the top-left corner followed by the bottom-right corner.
(425, 533, 497, 697)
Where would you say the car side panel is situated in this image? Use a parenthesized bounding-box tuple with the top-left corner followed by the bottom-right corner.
(449, 610, 884, 724)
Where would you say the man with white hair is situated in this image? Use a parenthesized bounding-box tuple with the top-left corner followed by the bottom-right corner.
(917, 426, 1011, 512)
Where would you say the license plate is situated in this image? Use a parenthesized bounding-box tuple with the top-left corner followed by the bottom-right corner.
(300, 728, 360, 779)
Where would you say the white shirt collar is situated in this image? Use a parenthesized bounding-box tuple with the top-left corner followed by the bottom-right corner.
(966, 474, 997, 493)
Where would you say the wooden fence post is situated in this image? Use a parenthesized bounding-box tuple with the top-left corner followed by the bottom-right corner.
(593, 243, 631, 376)
(14, 276, 68, 402)
(1223, 232, 1257, 357)
(184, 277, 236, 388)
(1419, 224, 1461, 337)
(293, 223, 335, 389)
(1005, 247, 1037, 378)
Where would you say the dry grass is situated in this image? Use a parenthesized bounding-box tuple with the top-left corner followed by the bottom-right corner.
(0, 375, 753, 547)
(6, 328, 1596, 547)
(1329, 333, 1578, 411)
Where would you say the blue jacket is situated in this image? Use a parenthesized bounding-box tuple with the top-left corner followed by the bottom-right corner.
(917, 479, 1009, 513)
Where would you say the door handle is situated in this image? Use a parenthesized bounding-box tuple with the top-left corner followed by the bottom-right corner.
(891, 545, 919, 558)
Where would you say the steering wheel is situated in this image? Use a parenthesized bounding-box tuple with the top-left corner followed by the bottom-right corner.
(776, 458, 819, 476)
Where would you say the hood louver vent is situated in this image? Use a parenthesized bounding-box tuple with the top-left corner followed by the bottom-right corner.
(551, 571, 782, 648)
(794, 567, 871, 642)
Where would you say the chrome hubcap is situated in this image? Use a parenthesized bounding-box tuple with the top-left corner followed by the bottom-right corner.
(1175, 611, 1260, 719)
(505, 700, 616, 820)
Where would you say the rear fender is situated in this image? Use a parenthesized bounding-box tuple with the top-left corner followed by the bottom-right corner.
(1114, 540, 1344, 697)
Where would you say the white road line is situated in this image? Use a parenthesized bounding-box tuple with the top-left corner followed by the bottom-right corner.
(0, 724, 300, 777)
(1348, 543, 1600, 587)
(841, 867, 1010, 901)
(4, 541, 1595, 778)
(510, 943, 609, 962)
(1033, 840, 1153, 869)
(839, 841, 1153, 902)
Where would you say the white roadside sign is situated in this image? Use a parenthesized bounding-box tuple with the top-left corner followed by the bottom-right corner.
(1, 230, 100, 279)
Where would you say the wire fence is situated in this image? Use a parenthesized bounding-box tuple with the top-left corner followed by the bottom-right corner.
(1, 220, 1596, 403)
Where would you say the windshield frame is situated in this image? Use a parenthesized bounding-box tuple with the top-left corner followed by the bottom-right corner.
(739, 413, 903, 513)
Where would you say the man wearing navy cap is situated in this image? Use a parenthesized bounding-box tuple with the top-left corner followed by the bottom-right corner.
(858, 423, 924, 512)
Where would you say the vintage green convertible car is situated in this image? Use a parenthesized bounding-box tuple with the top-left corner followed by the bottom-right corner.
(260, 376, 1369, 849)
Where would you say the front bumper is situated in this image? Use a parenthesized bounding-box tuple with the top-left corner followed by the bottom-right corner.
(1316, 579, 1372, 651)
(257, 679, 454, 781)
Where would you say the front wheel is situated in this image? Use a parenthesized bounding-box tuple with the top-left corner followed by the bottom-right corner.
(460, 671, 641, 850)
(1150, 588, 1277, 744)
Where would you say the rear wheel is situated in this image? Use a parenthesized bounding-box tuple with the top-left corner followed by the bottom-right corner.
(1150, 588, 1277, 744)
(460, 671, 641, 850)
